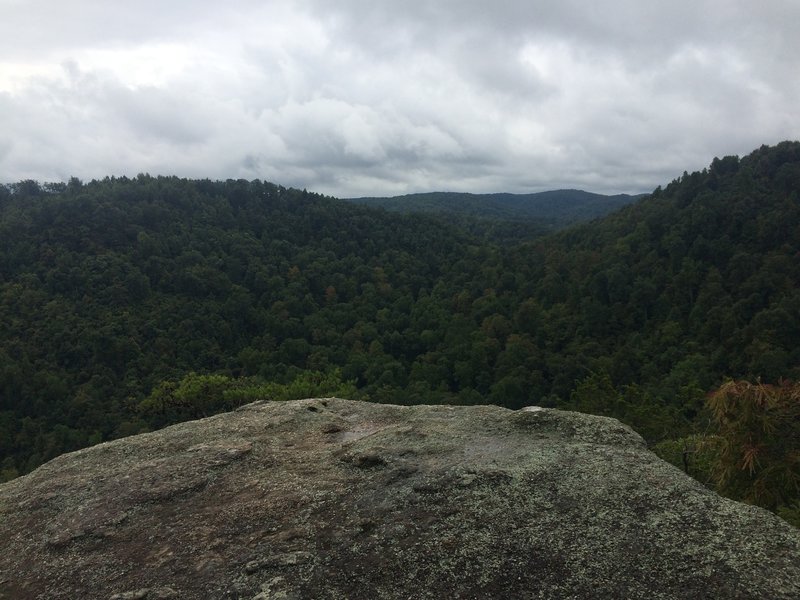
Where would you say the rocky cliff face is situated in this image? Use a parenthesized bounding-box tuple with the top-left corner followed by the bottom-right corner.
(1, 398, 798, 599)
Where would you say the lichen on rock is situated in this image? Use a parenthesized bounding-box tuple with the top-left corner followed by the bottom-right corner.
(0, 398, 798, 599)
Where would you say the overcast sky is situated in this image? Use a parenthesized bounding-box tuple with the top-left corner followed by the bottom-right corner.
(1, 1, 798, 198)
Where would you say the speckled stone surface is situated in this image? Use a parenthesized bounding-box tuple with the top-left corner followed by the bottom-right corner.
(1, 398, 798, 599)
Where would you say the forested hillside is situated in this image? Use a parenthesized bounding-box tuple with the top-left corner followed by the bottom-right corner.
(0, 177, 481, 477)
(517, 142, 800, 397)
(1, 143, 799, 514)
(345, 189, 642, 243)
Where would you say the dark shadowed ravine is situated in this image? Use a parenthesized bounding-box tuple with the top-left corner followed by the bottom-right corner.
(1, 398, 798, 599)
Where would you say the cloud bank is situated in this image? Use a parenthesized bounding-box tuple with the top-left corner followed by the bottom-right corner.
(1, 0, 798, 197)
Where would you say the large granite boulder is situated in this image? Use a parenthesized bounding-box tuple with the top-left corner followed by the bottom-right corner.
(0, 398, 798, 599)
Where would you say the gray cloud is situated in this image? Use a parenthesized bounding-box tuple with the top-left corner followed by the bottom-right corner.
(0, 0, 798, 197)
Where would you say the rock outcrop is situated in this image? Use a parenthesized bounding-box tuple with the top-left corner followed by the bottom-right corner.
(1, 398, 798, 599)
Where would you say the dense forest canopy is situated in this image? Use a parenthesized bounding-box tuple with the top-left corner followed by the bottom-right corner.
(1, 142, 799, 519)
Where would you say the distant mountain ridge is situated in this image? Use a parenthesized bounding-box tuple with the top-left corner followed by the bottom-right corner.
(344, 189, 646, 227)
